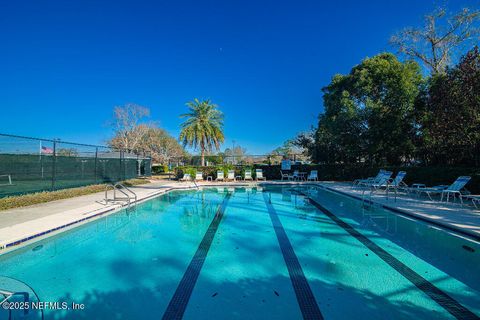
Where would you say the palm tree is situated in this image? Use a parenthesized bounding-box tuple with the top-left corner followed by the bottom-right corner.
(179, 99, 225, 166)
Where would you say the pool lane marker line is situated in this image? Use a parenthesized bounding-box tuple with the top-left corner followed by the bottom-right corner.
(162, 193, 231, 320)
(263, 193, 324, 320)
(299, 191, 479, 320)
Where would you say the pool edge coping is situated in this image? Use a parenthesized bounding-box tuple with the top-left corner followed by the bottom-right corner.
(317, 184, 480, 242)
(0, 181, 285, 254)
(1, 180, 478, 254)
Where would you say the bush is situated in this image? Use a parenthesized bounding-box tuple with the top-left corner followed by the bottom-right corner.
(174, 165, 245, 180)
(172, 164, 479, 193)
(257, 164, 480, 193)
(152, 165, 169, 174)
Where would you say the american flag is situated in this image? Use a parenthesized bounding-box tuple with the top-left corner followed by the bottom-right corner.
(41, 146, 54, 154)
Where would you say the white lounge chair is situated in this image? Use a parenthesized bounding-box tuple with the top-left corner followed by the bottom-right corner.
(280, 170, 290, 181)
(227, 170, 235, 181)
(195, 172, 204, 181)
(410, 176, 471, 203)
(463, 195, 480, 209)
(179, 173, 192, 181)
(385, 171, 407, 192)
(291, 170, 300, 181)
(216, 171, 225, 182)
(255, 169, 266, 181)
(353, 170, 386, 186)
(307, 170, 318, 181)
(244, 170, 253, 181)
(359, 171, 393, 191)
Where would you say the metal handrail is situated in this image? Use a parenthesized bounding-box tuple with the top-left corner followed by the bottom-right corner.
(0, 275, 45, 320)
(105, 183, 133, 206)
(114, 183, 138, 203)
(192, 179, 200, 190)
(105, 184, 115, 203)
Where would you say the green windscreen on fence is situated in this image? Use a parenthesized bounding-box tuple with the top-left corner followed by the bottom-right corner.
(0, 134, 152, 198)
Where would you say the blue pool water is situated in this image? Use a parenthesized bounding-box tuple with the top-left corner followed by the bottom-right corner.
(0, 186, 479, 319)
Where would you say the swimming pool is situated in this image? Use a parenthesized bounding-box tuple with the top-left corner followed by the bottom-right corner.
(0, 186, 479, 319)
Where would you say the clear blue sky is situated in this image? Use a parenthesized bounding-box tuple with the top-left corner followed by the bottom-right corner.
(1, 0, 477, 154)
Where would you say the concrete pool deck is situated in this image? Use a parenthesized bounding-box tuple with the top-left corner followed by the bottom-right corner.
(0, 180, 268, 250)
(1, 180, 479, 252)
(319, 182, 480, 239)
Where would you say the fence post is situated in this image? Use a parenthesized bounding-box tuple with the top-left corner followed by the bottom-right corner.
(94, 147, 98, 184)
(51, 140, 57, 191)
(119, 150, 123, 182)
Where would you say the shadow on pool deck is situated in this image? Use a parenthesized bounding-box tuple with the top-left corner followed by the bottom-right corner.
(320, 182, 480, 239)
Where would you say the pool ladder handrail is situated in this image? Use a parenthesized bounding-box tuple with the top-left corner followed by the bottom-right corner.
(361, 187, 374, 209)
(192, 179, 200, 190)
(104, 183, 137, 207)
(1, 289, 30, 317)
(115, 182, 138, 203)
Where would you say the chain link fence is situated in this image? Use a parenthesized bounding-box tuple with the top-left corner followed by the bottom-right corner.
(0, 133, 152, 198)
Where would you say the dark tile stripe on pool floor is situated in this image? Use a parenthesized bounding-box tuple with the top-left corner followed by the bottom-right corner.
(263, 193, 324, 320)
(162, 193, 231, 320)
(300, 191, 479, 320)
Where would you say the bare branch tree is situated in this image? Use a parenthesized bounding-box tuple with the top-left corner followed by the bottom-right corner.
(108, 103, 151, 153)
(390, 7, 480, 74)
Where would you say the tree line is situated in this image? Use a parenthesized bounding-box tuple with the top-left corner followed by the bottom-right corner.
(108, 99, 225, 166)
(296, 6, 480, 167)
(107, 103, 187, 164)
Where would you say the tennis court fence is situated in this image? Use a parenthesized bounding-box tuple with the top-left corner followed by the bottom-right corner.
(0, 133, 151, 198)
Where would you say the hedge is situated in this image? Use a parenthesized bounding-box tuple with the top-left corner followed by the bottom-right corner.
(174, 164, 480, 193)
(152, 164, 169, 174)
(174, 165, 255, 180)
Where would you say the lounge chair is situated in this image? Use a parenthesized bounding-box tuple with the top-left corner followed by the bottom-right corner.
(385, 171, 407, 193)
(411, 176, 471, 203)
(307, 170, 318, 181)
(244, 170, 253, 181)
(291, 170, 300, 181)
(463, 195, 480, 209)
(179, 173, 192, 181)
(195, 172, 204, 181)
(358, 171, 392, 187)
(353, 170, 386, 186)
(280, 170, 290, 181)
(227, 170, 235, 181)
(359, 171, 393, 191)
(216, 171, 225, 182)
(255, 169, 266, 181)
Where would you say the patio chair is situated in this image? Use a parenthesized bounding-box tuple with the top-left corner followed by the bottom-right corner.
(291, 170, 300, 181)
(216, 171, 225, 182)
(179, 173, 192, 182)
(195, 172, 204, 181)
(280, 170, 290, 181)
(358, 171, 392, 188)
(463, 195, 480, 209)
(353, 169, 386, 186)
(359, 171, 393, 191)
(255, 169, 266, 181)
(411, 176, 471, 203)
(227, 170, 235, 181)
(385, 171, 407, 193)
(244, 169, 253, 181)
(307, 170, 318, 181)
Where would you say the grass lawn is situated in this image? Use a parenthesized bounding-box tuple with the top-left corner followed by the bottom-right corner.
(0, 178, 150, 211)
